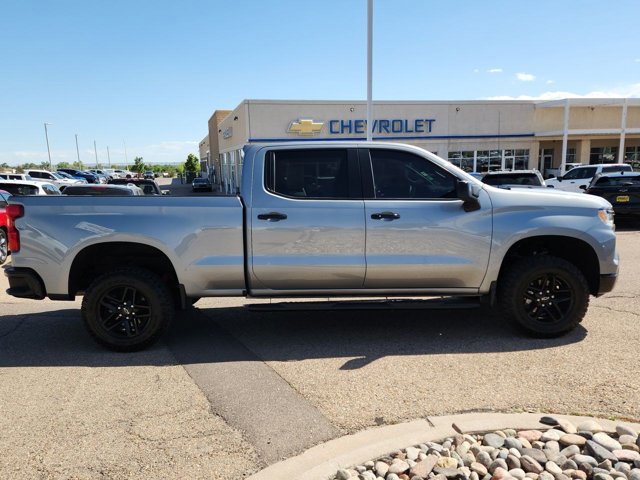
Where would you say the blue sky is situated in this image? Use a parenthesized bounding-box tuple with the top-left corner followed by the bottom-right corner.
(1, 0, 639, 166)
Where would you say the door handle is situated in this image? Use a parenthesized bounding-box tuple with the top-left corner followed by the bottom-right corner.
(257, 212, 288, 221)
(371, 211, 400, 220)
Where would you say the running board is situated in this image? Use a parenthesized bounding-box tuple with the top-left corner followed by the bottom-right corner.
(246, 297, 481, 312)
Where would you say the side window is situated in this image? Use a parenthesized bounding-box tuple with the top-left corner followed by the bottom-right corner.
(580, 167, 597, 179)
(0, 193, 7, 207)
(369, 149, 457, 199)
(563, 168, 580, 180)
(43, 184, 59, 195)
(264, 149, 350, 199)
(28, 171, 42, 178)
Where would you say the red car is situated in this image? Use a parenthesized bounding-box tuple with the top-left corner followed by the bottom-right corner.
(0, 189, 10, 264)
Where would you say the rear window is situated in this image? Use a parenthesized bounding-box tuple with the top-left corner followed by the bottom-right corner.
(0, 183, 39, 195)
(594, 175, 640, 186)
(602, 165, 632, 173)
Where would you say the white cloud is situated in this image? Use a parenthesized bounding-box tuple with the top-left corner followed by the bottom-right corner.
(488, 68, 503, 73)
(487, 82, 640, 100)
(635, 59, 640, 62)
(516, 72, 536, 82)
(473, 69, 479, 73)
(546, 80, 555, 84)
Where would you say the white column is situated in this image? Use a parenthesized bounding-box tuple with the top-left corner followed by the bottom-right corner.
(618, 98, 628, 163)
(560, 98, 570, 175)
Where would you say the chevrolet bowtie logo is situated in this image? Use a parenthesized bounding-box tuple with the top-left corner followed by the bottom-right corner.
(288, 119, 324, 136)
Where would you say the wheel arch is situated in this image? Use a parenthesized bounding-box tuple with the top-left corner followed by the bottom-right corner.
(68, 242, 180, 300)
(497, 235, 600, 295)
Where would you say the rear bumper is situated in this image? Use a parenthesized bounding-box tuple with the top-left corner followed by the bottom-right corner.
(597, 273, 617, 296)
(4, 266, 46, 299)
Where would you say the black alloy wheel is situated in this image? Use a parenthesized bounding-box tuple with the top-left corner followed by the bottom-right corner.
(498, 255, 589, 337)
(81, 267, 174, 351)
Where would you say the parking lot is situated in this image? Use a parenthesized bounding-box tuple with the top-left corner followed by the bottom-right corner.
(1, 220, 639, 479)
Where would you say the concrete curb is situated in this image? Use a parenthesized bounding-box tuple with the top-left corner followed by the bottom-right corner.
(247, 412, 640, 480)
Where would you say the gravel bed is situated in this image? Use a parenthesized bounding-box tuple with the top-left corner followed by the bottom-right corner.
(333, 416, 640, 480)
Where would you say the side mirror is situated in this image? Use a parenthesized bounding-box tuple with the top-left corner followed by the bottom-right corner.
(456, 180, 480, 212)
(556, 176, 563, 181)
(579, 185, 587, 190)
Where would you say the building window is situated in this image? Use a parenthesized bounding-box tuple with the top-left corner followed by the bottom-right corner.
(566, 148, 577, 163)
(447, 151, 474, 172)
(590, 147, 618, 164)
(504, 149, 530, 170)
(624, 146, 640, 167)
(477, 150, 502, 173)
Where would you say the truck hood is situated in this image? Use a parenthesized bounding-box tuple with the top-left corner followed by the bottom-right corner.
(482, 184, 612, 210)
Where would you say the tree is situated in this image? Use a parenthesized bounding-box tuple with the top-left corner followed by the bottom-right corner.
(56, 162, 71, 169)
(184, 153, 199, 174)
(132, 156, 146, 176)
(72, 160, 84, 170)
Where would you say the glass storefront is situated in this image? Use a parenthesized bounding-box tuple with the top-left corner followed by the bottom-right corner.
(590, 147, 618, 164)
(448, 149, 529, 173)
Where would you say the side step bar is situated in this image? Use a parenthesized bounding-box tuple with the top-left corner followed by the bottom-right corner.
(246, 297, 481, 312)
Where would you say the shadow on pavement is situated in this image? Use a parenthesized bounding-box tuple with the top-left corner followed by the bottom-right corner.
(0, 302, 587, 368)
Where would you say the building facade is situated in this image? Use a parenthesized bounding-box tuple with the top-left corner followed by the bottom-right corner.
(204, 99, 640, 193)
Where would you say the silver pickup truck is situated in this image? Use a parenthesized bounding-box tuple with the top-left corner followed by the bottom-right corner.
(4, 142, 618, 351)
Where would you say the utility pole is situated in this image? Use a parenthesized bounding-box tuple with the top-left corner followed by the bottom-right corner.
(107, 146, 112, 167)
(94, 140, 99, 167)
(75, 134, 81, 164)
(44, 123, 53, 170)
(366, 0, 373, 142)
(123, 140, 129, 167)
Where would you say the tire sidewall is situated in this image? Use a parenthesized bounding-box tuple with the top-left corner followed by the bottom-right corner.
(0, 229, 7, 265)
(82, 270, 172, 350)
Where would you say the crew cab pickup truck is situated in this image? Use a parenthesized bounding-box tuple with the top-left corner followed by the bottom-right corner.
(4, 142, 618, 351)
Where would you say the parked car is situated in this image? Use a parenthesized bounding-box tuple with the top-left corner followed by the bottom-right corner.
(103, 168, 119, 179)
(56, 171, 89, 184)
(143, 170, 155, 180)
(113, 169, 134, 179)
(545, 163, 583, 179)
(162, 172, 170, 178)
(0, 189, 10, 264)
(88, 169, 113, 180)
(192, 177, 213, 192)
(62, 184, 144, 196)
(0, 173, 33, 181)
(108, 178, 165, 195)
(482, 170, 546, 188)
(26, 169, 83, 190)
(0, 180, 61, 196)
(5, 142, 618, 351)
(546, 163, 633, 193)
(584, 172, 640, 218)
(57, 168, 99, 184)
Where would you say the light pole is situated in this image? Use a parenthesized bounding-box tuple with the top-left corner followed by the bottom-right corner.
(44, 123, 53, 170)
(366, 0, 373, 142)
(123, 140, 128, 167)
(107, 146, 111, 167)
(94, 140, 99, 167)
(75, 134, 81, 164)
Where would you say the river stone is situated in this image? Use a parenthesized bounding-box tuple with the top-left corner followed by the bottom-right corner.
(593, 474, 614, 480)
(409, 454, 438, 478)
(538, 473, 555, 480)
(541, 416, 560, 426)
(614, 450, 640, 462)
(533, 442, 547, 450)
(573, 455, 598, 467)
(510, 468, 526, 480)
(548, 454, 568, 466)
(485, 434, 506, 449)
(470, 473, 480, 480)
(459, 443, 472, 456)
(630, 471, 640, 480)
(561, 445, 581, 458)
(489, 459, 509, 473)
(620, 436, 638, 446)
(389, 460, 411, 475)
(511, 449, 523, 459)
(360, 471, 376, 480)
(586, 440, 619, 463)
(561, 435, 587, 448)
(478, 452, 493, 468)
(521, 456, 545, 474)
(492, 467, 509, 479)
(572, 471, 588, 480)
(615, 462, 631, 474)
(336, 469, 354, 480)
(546, 442, 561, 453)
(520, 431, 544, 443)
(617, 426, 639, 437)
(471, 462, 489, 476)
(562, 459, 579, 470)
(610, 473, 628, 480)
(406, 447, 421, 461)
(546, 461, 563, 475)
(598, 460, 613, 471)
(522, 449, 549, 465)
(437, 457, 459, 469)
(505, 438, 524, 450)
(433, 467, 465, 479)
(578, 432, 594, 441)
(557, 420, 578, 435)
(594, 433, 623, 452)
(541, 431, 563, 442)
(375, 461, 389, 477)
(623, 444, 640, 453)
(387, 475, 401, 480)
(463, 453, 478, 466)
(577, 421, 604, 434)
(507, 455, 522, 470)
(525, 474, 540, 480)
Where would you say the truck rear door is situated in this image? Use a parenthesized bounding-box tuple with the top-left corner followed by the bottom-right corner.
(249, 147, 366, 292)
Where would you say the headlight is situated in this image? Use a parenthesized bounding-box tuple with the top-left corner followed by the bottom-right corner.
(598, 208, 615, 229)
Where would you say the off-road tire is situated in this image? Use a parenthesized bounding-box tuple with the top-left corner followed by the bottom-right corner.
(498, 255, 589, 337)
(0, 228, 7, 265)
(81, 267, 174, 351)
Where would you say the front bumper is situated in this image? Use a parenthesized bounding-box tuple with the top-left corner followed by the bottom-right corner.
(4, 267, 46, 299)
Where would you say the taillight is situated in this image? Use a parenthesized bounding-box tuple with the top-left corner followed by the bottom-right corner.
(6, 204, 24, 252)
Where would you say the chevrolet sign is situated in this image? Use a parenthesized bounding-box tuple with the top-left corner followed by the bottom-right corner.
(288, 119, 324, 136)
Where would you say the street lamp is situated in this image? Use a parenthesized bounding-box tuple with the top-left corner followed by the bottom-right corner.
(44, 123, 53, 170)
(75, 134, 81, 164)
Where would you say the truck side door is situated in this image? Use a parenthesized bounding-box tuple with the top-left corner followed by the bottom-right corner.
(249, 147, 366, 292)
(361, 147, 492, 290)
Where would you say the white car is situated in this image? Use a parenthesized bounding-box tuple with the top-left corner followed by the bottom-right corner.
(0, 173, 34, 181)
(0, 180, 61, 196)
(26, 169, 84, 190)
(113, 169, 134, 179)
(545, 163, 633, 193)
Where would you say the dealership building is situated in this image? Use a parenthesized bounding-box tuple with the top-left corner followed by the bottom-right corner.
(199, 98, 640, 193)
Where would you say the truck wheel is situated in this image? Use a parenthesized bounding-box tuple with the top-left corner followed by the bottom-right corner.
(498, 256, 589, 337)
(81, 267, 174, 351)
(0, 229, 7, 265)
